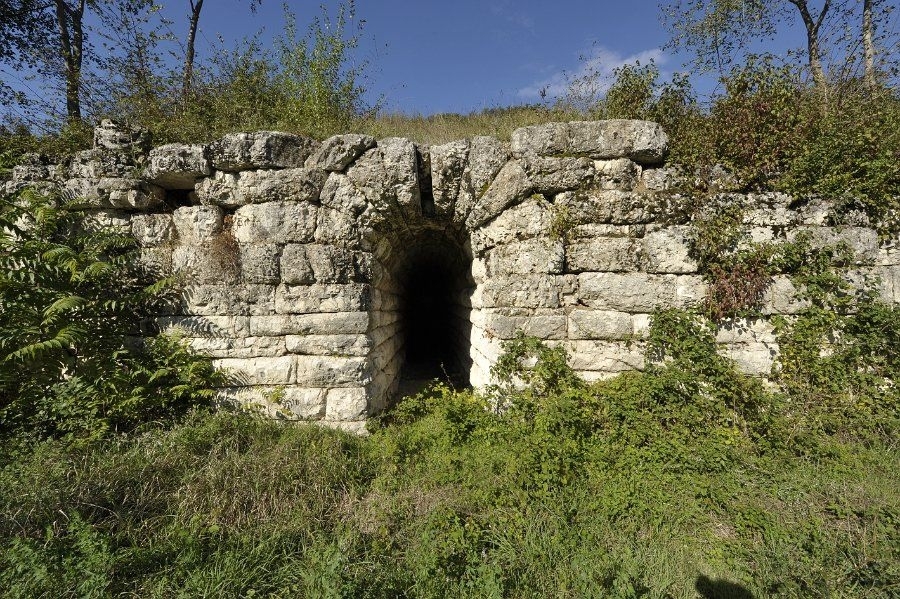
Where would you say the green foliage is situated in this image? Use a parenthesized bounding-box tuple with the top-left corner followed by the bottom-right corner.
(0, 188, 222, 443)
(2, 330, 896, 597)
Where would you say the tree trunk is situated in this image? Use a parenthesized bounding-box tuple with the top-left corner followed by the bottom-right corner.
(54, 0, 85, 122)
(788, 0, 830, 103)
(862, 0, 876, 89)
(182, 0, 204, 98)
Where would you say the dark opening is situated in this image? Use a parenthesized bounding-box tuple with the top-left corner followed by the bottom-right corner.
(396, 234, 472, 390)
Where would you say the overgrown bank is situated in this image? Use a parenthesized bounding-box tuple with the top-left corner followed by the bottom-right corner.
(1, 315, 897, 597)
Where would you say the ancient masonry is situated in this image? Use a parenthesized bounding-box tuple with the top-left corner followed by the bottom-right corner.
(7, 120, 900, 432)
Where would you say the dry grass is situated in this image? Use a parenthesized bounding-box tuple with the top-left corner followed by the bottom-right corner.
(356, 105, 582, 146)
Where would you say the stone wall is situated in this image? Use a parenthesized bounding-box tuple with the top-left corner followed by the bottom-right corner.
(7, 120, 899, 432)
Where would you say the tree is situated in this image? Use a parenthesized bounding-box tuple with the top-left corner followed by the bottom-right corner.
(662, 0, 892, 98)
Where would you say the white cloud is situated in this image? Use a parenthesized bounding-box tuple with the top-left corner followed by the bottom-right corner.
(518, 46, 667, 104)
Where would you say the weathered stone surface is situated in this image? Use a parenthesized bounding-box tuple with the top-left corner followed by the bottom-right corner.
(484, 238, 565, 275)
(786, 226, 879, 265)
(196, 168, 325, 207)
(578, 273, 706, 312)
(67, 149, 137, 179)
(568, 310, 637, 340)
(157, 315, 251, 338)
(644, 226, 696, 274)
(556, 190, 663, 225)
(478, 274, 562, 309)
(93, 119, 150, 152)
(305, 134, 375, 171)
(564, 340, 646, 372)
(185, 336, 287, 359)
(285, 334, 372, 356)
(346, 138, 421, 222)
(511, 120, 668, 165)
(280, 244, 361, 284)
(453, 136, 510, 225)
(131, 214, 174, 246)
(210, 131, 319, 171)
(430, 139, 470, 217)
(761, 276, 811, 315)
(98, 178, 164, 210)
(640, 166, 682, 191)
(325, 387, 369, 420)
(146, 144, 210, 189)
(524, 156, 594, 194)
(275, 283, 370, 314)
(212, 356, 295, 386)
(566, 237, 642, 272)
(233, 201, 317, 244)
(173, 243, 241, 285)
(180, 284, 275, 316)
(239, 245, 281, 284)
(473, 309, 567, 340)
(466, 160, 533, 228)
(249, 312, 369, 336)
(595, 158, 641, 190)
(173, 205, 224, 242)
(471, 195, 552, 252)
(296, 356, 370, 387)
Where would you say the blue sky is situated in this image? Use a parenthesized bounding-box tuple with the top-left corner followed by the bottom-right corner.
(170, 0, 700, 114)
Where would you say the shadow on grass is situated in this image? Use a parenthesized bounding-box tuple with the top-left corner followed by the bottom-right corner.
(696, 575, 754, 599)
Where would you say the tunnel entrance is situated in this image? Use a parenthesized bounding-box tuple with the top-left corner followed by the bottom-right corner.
(369, 227, 474, 405)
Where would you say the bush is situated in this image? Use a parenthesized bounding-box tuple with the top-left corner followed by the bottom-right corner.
(0, 188, 222, 444)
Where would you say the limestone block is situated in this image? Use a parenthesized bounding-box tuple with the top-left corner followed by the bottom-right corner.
(567, 223, 647, 240)
(314, 207, 360, 246)
(275, 283, 370, 314)
(478, 274, 562, 309)
(146, 143, 211, 189)
(761, 276, 811, 315)
(296, 356, 370, 387)
(233, 201, 317, 244)
(93, 119, 150, 152)
(714, 318, 777, 344)
(156, 315, 251, 338)
(578, 273, 706, 312)
(172, 245, 240, 285)
(68, 148, 139, 179)
(556, 190, 663, 225)
(216, 386, 327, 419)
(879, 243, 900, 266)
(137, 247, 173, 275)
(720, 343, 777, 376)
(280, 244, 360, 284)
(186, 336, 287, 359)
(594, 158, 641, 190)
(511, 120, 668, 165)
(787, 226, 879, 265)
(485, 238, 564, 275)
(452, 135, 509, 224)
(325, 387, 369, 420)
(172, 205, 223, 242)
(285, 334, 372, 356)
(524, 156, 595, 194)
(209, 131, 319, 171)
(345, 138, 421, 221)
(180, 284, 275, 316)
(564, 340, 646, 372)
(430, 139, 470, 217)
(644, 226, 697, 274)
(131, 214, 174, 247)
(473, 309, 567, 340)
(510, 122, 569, 156)
(240, 244, 280, 284)
(466, 160, 533, 229)
(213, 356, 296, 385)
(196, 168, 326, 207)
(743, 193, 796, 227)
(83, 209, 131, 230)
(566, 237, 642, 272)
(470, 195, 552, 252)
(568, 310, 636, 340)
(98, 178, 164, 210)
(63, 178, 102, 203)
(640, 166, 683, 191)
(878, 266, 900, 303)
(305, 133, 376, 171)
(249, 312, 369, 336)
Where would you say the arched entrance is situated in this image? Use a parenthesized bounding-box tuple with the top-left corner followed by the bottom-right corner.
(368, 225, 474, 408)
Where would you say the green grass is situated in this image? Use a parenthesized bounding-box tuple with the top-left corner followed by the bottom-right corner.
(1, 368, 896, 598)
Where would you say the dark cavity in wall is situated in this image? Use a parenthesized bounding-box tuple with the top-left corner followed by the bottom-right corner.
(395, 229, 473, 392)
